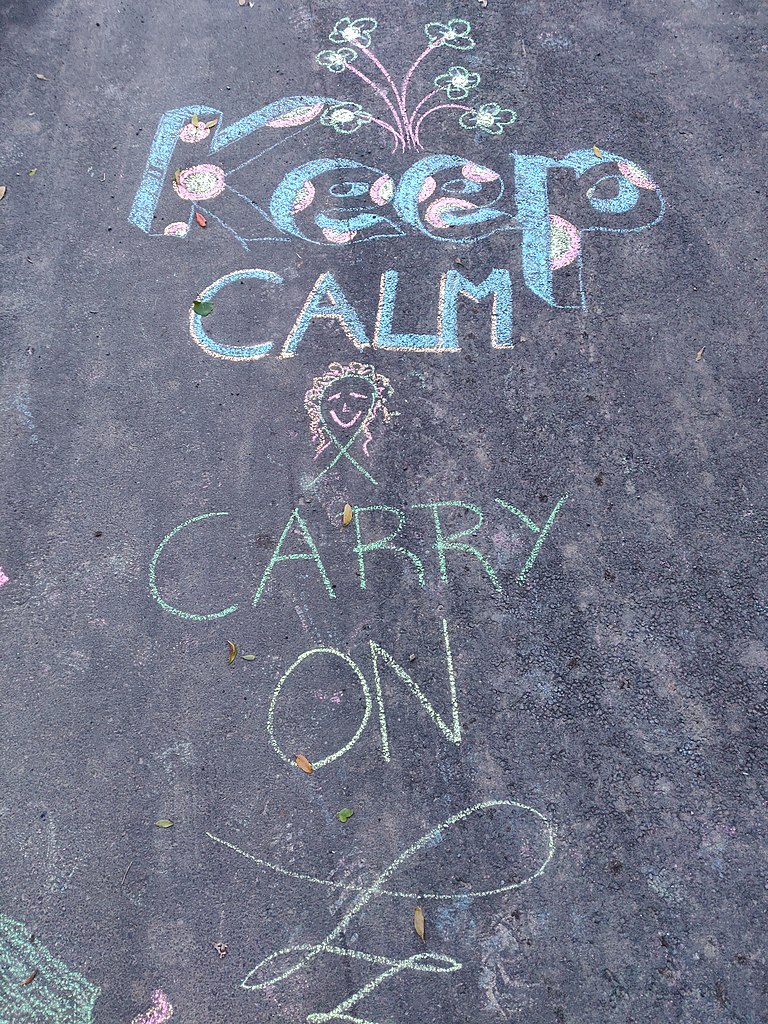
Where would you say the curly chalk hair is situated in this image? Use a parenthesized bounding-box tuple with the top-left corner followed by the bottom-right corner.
(304, 361, 395, 457)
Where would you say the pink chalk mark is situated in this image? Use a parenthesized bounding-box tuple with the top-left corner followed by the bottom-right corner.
(0, 568, 8, 589)
(131, 991, 173, 1024)
(550, 215, 581, 269)
(462, 161, 500, 184)
(617, 160, 658, 190)
(425, 196, 477, 229)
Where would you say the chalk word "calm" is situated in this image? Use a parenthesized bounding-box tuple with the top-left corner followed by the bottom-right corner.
(149, 496, 567, 621)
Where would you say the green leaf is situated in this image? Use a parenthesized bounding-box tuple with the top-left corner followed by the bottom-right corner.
(28, 168, 37, 177)
(336, 808, 354, 822)
(193, 300, 214, 316)
(242, 654, 256, 661)
(155, 819, 174, 828)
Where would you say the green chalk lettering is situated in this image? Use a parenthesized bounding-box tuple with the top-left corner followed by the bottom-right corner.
(495, 494, 568, 582)
(149, 511, 238, 620)
(414, 500, 501, 591)
(353, 504, 425, 590)
(370, 619, 460, 762)
(254, 508, 335, 605)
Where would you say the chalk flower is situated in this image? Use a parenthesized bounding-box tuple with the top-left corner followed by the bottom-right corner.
(316, 47, 358, 73)
(173, 164, 226, 201)
(179, 121, 210, 143)
(425, 19, 475, 50)
(329, 17, 377, 48)
(320, 101, 372, 135)
(163, 221, 189, 237)
(434, 65, 480, 100)
(459, 102, 517, 135)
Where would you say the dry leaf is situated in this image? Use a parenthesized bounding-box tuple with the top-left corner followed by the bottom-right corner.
(35, 73, 48, 81)
(0, 186, 6, 202)
(242, 654, 256, 661)
(295, 754, 313, 775)
(593, 144, 603, 158)
(213, 942, 228, 958)
(238, 0, 247, 5)
(173, 169, 180, 186)
(342, 503, 353, 527)
(191, 113, 199, 127)
(195, 211, 207, 228)
(414, 906, 425, 942)
(20, 970, 38, 986)
(695, 346, 705, 361)
(155, 819, 174, 828)
(227, 640, 237, 665)
(205, 119, 219, 129)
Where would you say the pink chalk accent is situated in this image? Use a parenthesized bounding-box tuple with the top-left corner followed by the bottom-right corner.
(417, 176, 437, 203)
(618, 160, 657, 190)
(550, 215, 581, 270)
(131, 990, 173, 1024)
(462, 162, 500, 183)
(0, 568, 8, 588)
(425, 196, 477, 228)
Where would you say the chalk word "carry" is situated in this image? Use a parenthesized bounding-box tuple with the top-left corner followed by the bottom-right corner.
(149, 496, 567, 621)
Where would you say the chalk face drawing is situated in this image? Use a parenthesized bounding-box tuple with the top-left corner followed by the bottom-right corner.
(207, 798, 555, 1024)
(304, 361, 395, 486)
(0, 913, 100, 1024)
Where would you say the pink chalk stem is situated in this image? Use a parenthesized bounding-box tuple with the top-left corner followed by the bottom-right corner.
(347, 63, 406, 149)
(414, 103, 471, 147)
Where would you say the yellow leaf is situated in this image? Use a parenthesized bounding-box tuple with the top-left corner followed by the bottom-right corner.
(155, 819, 174, 828)
(227, 640, 237, 665)
(295, 754, 313, 775)
(593, 144, 603, 158)
(191, 113, 199, 127)
(342, 503, 353, 527)
(414, 906, 425, 942)
(695, 346, 705, 362)
(205, 119, 219, 129)
(0, 186, 6, 202)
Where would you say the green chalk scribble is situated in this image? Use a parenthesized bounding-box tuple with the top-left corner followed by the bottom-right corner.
(0, 913, 100, 1024)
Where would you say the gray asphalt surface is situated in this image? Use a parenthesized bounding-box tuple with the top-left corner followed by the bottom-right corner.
(0, 1, 765, 1023)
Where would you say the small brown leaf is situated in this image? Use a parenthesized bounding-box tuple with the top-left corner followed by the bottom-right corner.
(695, 346, 705, 362)
(20, 970, 38, 986)
(35, 73, 48, 81)
(205, 119, 219, 129)
(342, 503, 353, 527)
(593, 144, 603, 158)
(414, 906, 425, 942)
(173, 169, 180, 186)
(295, 754, 313, 775)
(227, 640, 237, 665)
(0, 186, 6, 202)
(195, 211, 207, 228)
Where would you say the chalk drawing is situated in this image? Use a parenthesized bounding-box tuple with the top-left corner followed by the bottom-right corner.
(0, 567, 8, 589)
(130, 990, 174, 1024)
(254, 507, 336, 606)
(495, 495, 568, 583)
(303, 362, 395, 487)
(207, 799, 555, 1024)
(148, 497, 567, 618)
(0, 913, 100, 1024)
(267, 619, 458, 768)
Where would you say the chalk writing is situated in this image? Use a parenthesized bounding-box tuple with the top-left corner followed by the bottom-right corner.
(304, 362, 396, 486)
(130, 990, 174, 1024)
(148, 496, 568, 620)
(268, 618, 457, 768)
(207, 798, 555, 1024)
(0, 913, 100, 1024)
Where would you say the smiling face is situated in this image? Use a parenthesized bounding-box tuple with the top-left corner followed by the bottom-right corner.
(320, 376, 376, 433)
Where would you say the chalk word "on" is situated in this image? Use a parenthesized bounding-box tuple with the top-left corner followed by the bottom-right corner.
(148, 496, 567, 621)
(0, 913, 100, 1024)
(207, 799, 555, 1024)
